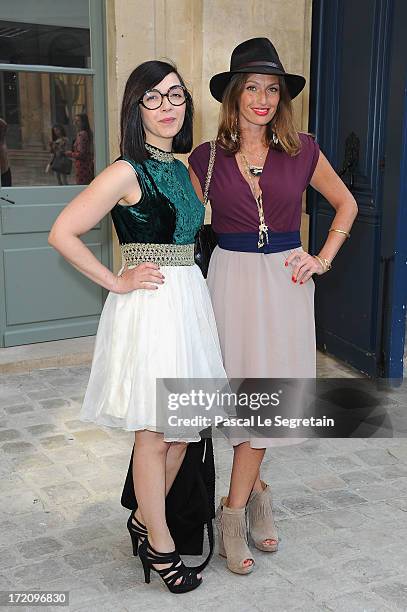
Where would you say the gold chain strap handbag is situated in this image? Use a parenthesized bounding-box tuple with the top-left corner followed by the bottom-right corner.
(194, 140, 218, 278)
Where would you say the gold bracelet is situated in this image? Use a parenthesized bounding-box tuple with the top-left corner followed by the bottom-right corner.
(313, 255, 332, 273)
(329, 228, 350, 239)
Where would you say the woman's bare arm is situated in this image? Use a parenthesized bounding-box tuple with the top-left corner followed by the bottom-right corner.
(48, 161, 164, 293)
(188, 166, 204, 202)
(287, 151, 358, 283)
(309, 151, 358, 262)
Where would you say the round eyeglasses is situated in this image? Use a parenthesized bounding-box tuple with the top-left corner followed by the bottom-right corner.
(139, 85, 188, 110)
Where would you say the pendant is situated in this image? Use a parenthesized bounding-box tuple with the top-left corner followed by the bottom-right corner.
(249, 166, 263, 177)
(258, 222, 269, 248)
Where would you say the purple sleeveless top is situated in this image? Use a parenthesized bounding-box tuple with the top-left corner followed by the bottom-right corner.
(188, 133, 320, 234)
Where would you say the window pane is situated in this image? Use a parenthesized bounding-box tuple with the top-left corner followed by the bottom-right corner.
(0, 0, 90, 68)
(0, 71, 94, 186)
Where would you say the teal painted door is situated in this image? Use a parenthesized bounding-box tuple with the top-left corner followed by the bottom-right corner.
(0, 0, 111, 347)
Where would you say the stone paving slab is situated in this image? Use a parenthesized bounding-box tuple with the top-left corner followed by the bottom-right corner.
(1, 364, 407, 611)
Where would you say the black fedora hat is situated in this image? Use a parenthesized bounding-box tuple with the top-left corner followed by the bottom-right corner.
(209, 37, 306, 102)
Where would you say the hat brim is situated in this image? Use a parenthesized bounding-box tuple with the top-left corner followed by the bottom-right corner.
(209, 68, 306, 102)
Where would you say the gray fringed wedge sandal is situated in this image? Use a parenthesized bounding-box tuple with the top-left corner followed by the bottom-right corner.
(247, 481, 279, 552)
(215, 496, 255, 574)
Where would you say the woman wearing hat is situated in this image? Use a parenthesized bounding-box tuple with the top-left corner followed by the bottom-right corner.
(188, 38, 358, 574)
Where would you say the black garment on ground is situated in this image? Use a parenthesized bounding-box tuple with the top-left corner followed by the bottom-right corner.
(121, 434, 215, 566)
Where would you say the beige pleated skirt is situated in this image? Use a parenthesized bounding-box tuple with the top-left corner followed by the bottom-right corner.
(207, 245, 316, 449)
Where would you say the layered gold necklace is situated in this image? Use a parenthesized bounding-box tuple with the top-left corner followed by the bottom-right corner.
(239, 151, 269, 248)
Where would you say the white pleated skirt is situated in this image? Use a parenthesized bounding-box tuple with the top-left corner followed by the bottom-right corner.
(207, 245, 316, 449)
(80, 263, 226, 441)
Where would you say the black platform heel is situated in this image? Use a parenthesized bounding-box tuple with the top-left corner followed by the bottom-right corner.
(127, 511, 148, 557)
(138, 537, 203, 594)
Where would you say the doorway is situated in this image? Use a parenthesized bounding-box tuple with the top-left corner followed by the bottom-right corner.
(308, 0, 407, 379)
(0, 0, 111, 347)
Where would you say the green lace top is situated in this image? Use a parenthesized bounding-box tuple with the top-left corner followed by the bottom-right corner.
(111, 152, 204, 245)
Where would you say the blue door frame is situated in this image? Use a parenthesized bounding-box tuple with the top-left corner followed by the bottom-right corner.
(308, 0, 407, 379)
(383, 80, 407, 379)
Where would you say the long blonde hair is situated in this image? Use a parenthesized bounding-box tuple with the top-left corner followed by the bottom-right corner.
(216, 73, 301, 156)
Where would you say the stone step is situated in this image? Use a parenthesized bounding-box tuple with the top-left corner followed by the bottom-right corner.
(0, 336, 94, 374)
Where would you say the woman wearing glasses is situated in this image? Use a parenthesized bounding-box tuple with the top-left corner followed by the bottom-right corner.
(48, 60, 225, 594)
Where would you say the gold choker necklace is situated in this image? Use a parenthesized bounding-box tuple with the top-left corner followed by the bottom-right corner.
(145, 143, 174, 162)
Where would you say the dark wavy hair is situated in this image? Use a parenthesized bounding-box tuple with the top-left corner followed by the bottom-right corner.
(75, 113, 94, 156)
(51, 124, 66, 140)
(120, 60, 193, 163)
(76, 113, 92, 134)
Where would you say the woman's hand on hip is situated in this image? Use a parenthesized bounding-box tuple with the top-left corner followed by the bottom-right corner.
(113, 262, 165, 293)
(285, 251, 324, 284)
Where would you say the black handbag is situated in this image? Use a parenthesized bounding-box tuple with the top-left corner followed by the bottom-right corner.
(194, 140, 217, 278)
(194, 224, 218, 278)
(51, 152, 72, 175)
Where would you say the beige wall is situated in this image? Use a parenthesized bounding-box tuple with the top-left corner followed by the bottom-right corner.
(200, 0, 312, 140)
(106, 0, 313, 270)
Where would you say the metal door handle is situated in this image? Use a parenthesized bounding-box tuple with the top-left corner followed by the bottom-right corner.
(0, 196, 15, 204)
(339, 132, 360, 190)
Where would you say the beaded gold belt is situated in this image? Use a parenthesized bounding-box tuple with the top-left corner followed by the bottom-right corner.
(121, 242, 195, 267)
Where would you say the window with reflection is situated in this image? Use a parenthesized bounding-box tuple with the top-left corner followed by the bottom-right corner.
(0, 71, 94, 186)
(0, 0, 90, 68)
(0, 1, 94, 187)
(0, 22, 90, 68)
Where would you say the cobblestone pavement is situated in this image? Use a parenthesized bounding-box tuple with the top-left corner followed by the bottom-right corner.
(1, 362, 407, 612)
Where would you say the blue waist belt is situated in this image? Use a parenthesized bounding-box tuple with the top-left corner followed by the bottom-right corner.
(216, 230, 301, 254)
